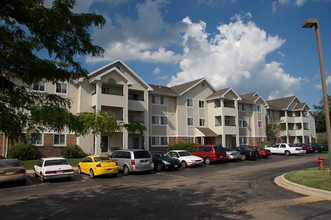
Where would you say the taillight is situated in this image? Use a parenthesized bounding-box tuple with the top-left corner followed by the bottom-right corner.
(18, 169, 26, 174)
(96, 164, 101, 168)
(230, 153, 235, 155)
(131, 160, 135, 165)
(115, 162, 118, 166)
(295, 148, 300, 150)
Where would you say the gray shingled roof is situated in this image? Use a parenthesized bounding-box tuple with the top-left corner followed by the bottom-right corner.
(196, 127, 218, 137)
(240, 92, 259, 103)
(170, 78, 204, 95)
(207, 88, 231, 100)
(266, 96, 296, 110)
(149, 84, 177, 96)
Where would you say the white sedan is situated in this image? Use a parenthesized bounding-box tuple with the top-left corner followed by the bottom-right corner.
(34, 157, 74, 182)
(265, 143, 306, 156)
(167, 150, 203, 167)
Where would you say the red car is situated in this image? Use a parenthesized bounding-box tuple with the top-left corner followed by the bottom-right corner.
(188, 145, 227, 164)
(295, 143, 314, 153)
(252, 146, 271, 158)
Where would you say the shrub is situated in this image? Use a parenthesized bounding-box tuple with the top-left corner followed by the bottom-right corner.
(61, 145, 87, 158)
(8, 144, 39, 160)
(167, 142, 198, 151)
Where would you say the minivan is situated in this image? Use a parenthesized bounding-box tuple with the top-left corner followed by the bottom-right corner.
(188, 145, 227, 164)
(109, 149, 154, 175)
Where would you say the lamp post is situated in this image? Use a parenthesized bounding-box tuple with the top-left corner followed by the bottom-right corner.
(302, 19, 331, 181)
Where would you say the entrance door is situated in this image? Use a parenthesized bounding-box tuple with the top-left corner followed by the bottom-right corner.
(128, 136, 140, 149)
(101, 136, 108, 153)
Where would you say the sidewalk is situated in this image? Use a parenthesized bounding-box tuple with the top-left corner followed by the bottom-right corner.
(274, 173, 331, 201)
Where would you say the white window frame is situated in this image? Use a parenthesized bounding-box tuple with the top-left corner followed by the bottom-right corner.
(152, 115, 167, 126)
(152, 95, 167, 106)
(32, 81, 46, 92)
(199, 100, 205, 109)
(239, 136, 248, 145)
(239, 119, 248, 128)
(257, 104, 262, 113)
(258, 137, 264, 142)
(30, 133, 44, 146)
(187, 117, 194, 126)
(187, 98, 193, 107)
(199, 118, 205, 127)
(258, 120, 263, 128)
(55, 82, 67, 94)
(53, 133, 66, 146)
(239, 103, 247, 112)
(151, 136, 168, 146)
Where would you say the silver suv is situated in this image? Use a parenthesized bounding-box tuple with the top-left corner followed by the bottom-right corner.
(110, 149, 154, 175)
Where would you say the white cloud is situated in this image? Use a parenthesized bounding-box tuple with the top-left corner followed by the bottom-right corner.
(314, 75, 331, 90)
(168, 15, 302, 100)
(87, 0, 186, 64)
(153, 68, 161, 75)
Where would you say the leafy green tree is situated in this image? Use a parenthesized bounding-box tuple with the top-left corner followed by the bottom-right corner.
(0, 0, 106, 142)
(312, 95, 331, 132)
(266, 116, 281, 143)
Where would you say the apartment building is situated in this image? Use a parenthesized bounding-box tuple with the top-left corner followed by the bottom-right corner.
(266, 96, 316, 144)
(0, 60, 316, 157)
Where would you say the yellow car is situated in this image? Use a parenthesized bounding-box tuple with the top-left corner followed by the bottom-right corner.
(78, 155, 118, 178)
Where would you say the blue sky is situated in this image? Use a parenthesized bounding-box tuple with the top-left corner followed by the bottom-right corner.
(61, 0, 331, 109)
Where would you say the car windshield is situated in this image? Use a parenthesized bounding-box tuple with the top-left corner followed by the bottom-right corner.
(289, 144, 296, 147)
(94, 156, 111, 162)
(153, 152, 171, 159)
(178, 151, 192, 157)
(134, 151, 151, 159)
(257, 146, 264, 150)
(0, 160, 22, 168)
(44, 159, 69, 166)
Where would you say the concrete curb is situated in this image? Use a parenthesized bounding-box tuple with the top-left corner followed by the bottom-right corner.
(274, 173, 331, 201)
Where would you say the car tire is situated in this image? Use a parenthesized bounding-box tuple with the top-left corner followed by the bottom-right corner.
(181, 161, 187, 168)
(156, 163, 162, 172)
(78, 166, 81, 174)
(285, 150, 291, 156)
(89, 169, 95, 179)
(204, 157, 211, 165)
(241, 155, 246, 161)
(123, 165, 130, 175)
(40, 173, 45, 183)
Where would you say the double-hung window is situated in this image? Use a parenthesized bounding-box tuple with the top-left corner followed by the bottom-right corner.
(187, 98, 193, 107)
(56, 82, 67, 94)
(187, 117, 194, 126)
(32, 81, 45, 92)
(152, 115, 167, 125)
(53, 134, 65, 146)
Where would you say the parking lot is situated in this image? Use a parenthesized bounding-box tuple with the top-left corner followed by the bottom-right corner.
(0, 152, 330, 219)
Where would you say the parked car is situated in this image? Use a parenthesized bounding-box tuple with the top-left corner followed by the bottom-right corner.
(78, 155, 118, 178)
(294, 143, 315, 153)
(265, 143, 306, 156)
(167, 150, 203, 168)
(109, 149, 154, 175)
(187, 145, 227, 164)
(0, 159, 26, 185)
(222, 147, 242, 161)
(232, 147, 260, 160)
(310, 143, 324, 152)
(34, 157, 74, 182)
(251, 146, 271, 158)
(321, 141, 328, 151)
(152, 152, 181, 171)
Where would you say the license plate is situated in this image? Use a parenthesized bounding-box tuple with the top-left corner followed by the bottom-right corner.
(107, 169, 112, 172)
(174, 165, 178, 168)
(57, 171, 64, 174)
(5, 171, 14, 175)
(140, 161, 147, 165)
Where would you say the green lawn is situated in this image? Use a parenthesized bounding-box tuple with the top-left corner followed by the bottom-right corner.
(285, 167, 331, 191)
(22, 158, 83, 170)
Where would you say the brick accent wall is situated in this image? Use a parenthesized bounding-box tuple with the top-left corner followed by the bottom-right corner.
(248, 137, 266, 146)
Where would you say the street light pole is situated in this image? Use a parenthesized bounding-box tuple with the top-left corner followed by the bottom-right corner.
(302, 19, 331, 181)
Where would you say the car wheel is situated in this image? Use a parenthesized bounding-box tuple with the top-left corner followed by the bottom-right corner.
(241, 155, 246, 160)
(40, 173, 45, 183)
(89, 169, 95, 179)
(156, 163, 163, 172)
(123, 165, 130, 175)
(204, 157, 211, 165)
(78, 166, 81, 174)
(285, 150, 291, 156)
(181, 161, 187, 168)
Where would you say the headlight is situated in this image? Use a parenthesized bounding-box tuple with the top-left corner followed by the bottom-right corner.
(163, 161, 170, 165)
